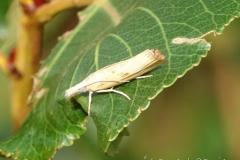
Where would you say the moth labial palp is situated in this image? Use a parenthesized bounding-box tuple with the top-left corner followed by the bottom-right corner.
(64, 49, 165, 115)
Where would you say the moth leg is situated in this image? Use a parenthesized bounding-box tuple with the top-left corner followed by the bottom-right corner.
(96, 88, 131, 100)
(136, 75, 153, 79)
(88, 91, 93, 115)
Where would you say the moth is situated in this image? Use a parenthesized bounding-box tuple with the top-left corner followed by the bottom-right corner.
(65, 49, 165, 114)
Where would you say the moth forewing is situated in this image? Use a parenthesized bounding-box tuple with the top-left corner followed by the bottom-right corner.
(65, 49, 165, 99)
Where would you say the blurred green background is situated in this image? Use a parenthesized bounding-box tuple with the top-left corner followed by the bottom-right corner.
(1, 1, 240, 160)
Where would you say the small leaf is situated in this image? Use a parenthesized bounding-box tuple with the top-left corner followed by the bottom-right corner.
(1, 0, 240, 160)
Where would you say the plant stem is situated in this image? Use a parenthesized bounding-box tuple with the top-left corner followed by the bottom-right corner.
(33, 0, 94, 23)
(11, 11, 42, 129)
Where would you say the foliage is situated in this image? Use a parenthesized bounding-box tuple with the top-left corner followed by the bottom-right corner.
(0, 0, 240, 159)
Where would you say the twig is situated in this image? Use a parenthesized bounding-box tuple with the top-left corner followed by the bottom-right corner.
(33, 0, 94, 23)
(11, 10, 42, 129)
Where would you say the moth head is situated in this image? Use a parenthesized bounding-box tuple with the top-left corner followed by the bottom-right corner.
(151, 49, 165, 61)
(64, 86, 87, 99)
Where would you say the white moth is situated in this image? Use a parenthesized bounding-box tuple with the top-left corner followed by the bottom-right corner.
(65, 49, 165, 114)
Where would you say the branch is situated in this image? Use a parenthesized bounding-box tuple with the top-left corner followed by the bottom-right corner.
(33, 0, 94, 23)
(11, 12, 42, 129)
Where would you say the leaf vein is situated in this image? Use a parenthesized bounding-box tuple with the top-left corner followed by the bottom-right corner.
(108, 33, 133, 57)
(42, 6, 99, 83)
(198, 0, 218, 28)
(136, 7, 172, 87)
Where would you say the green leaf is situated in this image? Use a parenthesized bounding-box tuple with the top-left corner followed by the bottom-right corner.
(0, 0, 11, 46)
(1, 0, 240, 159)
